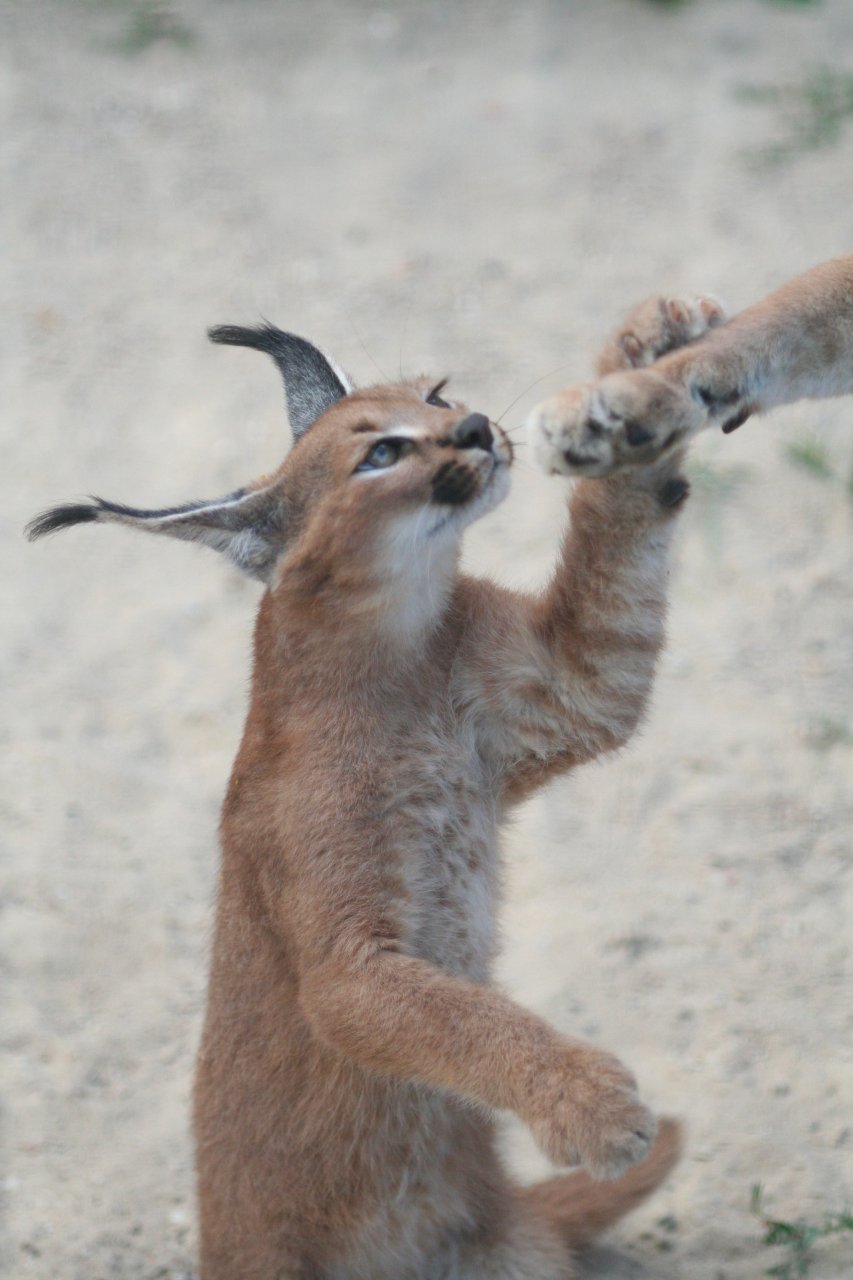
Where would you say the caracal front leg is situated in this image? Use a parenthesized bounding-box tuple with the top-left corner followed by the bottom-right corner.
(300, 947, 657, 1181)
(469, 295, 713, 804)
(529, 294, 727, 476)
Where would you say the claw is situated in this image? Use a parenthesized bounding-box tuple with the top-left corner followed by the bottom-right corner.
(698, 295, 726, 326)
(620, 334, 644, 366)
(666, 299, 690, 327)
(721, 407, 752, 434)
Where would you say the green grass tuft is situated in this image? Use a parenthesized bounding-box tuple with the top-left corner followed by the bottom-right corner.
(686, 459, 751, 501)
(803, 717, 853, 751)
(739, 66, 853, 166)
(117, 3, 195, 54)
(684, 459, 751, 563)
(751, 1185, 853, 1278)
(784, 439, 834, 480)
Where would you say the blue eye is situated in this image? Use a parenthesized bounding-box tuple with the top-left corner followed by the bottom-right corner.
(368, 442, 398, 468)
(357, 439, 411, 472)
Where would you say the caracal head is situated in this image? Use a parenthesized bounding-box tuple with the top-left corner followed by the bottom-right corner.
(27, 325, 513, 588)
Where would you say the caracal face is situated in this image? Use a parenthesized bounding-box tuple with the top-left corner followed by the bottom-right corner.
(281, 379, 514, 573)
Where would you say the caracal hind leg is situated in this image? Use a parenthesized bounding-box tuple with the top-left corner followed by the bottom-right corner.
(530, 294, 725, 477)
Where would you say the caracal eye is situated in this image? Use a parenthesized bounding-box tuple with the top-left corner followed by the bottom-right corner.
(357, 439, 410, 472)
(368, 441, 398, 468)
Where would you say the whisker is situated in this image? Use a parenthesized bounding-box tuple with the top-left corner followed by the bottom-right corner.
(505, 454, 540, 477)
(496, 361, 575, 424)
(345, 308, 390, 383)
(398, 298, 415, 382)
(490, 418, 525, 440)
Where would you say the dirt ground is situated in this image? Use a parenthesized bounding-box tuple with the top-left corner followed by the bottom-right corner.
(3, 1, 852, 1277)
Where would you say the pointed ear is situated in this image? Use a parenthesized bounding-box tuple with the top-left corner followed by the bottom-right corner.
(209, 323, 353, 441)
(26, 484, 287, 583)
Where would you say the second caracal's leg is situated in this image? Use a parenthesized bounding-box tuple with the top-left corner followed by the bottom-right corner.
(530, 254, 853, 476)
(530, 294, 726, 477)
(588, 254, 853, 445)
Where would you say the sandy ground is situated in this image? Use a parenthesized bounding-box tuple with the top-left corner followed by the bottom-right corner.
(3, 1, 853, 1277)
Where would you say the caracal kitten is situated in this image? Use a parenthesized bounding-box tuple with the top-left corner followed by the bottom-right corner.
(29, 296, 719, 1279)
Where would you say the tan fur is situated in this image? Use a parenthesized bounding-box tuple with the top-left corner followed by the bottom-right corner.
(29, 305, 705, 1278)
(529, 252, 853, 476)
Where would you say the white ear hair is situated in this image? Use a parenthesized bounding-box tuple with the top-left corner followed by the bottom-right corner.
(208, 324, 354, 440)
(26, 484, 287, 583)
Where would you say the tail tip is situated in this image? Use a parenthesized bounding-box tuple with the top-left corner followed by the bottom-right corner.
(517, 1114, 686, 1250)
(648, 1115, 684, 1178)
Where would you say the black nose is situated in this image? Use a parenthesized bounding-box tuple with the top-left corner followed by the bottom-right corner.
(452, 413, 493, 452)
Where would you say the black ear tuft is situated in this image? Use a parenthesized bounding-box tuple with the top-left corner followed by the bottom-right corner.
(26, 502, 100, 541)
(209, 323, 352, 441)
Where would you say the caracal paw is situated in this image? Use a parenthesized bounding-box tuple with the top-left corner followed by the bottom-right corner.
(528, 293, 727, 477)
(529, 372, 703, 477)
(599, 293, 727, 376)
(526, 1045, 657, 1181)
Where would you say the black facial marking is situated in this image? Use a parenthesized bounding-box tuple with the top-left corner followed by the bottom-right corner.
(585, 417, 606, 438)
(658, 476, 690, 509)
(661, 430, 680, 451)
(431, 460, 479, 505)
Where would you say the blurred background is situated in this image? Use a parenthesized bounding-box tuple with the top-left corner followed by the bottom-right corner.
(3, 1, 852, 1277)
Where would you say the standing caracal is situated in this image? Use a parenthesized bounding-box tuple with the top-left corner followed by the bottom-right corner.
(31, 282, 785, 1278)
